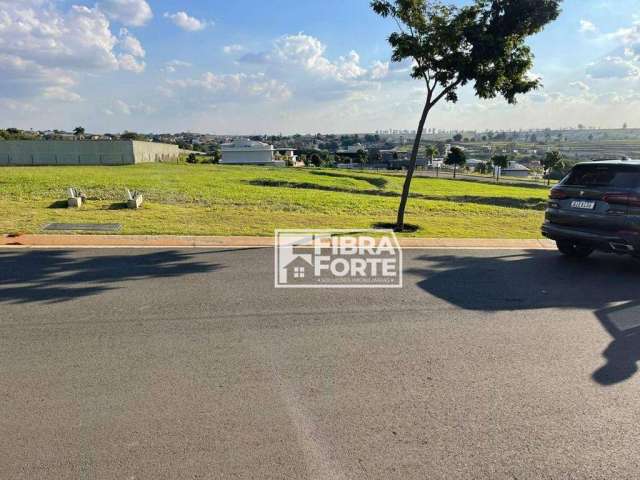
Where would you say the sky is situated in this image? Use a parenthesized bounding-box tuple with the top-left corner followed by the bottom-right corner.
(1, 0, 639, 134)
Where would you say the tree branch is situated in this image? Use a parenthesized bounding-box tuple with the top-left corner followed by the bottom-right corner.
(429, 78, 462, 108)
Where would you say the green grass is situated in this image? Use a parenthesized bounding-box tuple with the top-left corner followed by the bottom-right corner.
(0, 164, 550, 237)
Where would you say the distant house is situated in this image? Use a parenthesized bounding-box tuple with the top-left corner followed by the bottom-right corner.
(379, 150, 406, 162)
(220, 138, 285, 166)
(465, 158, 484, 169)
(274, 148, 300, 165)
(336, 143, 368, 162)
(336, 143, 367, 154)
(502, 161, 530, 178)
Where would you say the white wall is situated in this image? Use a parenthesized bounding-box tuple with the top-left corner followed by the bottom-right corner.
(0, 140, 180, 165)
(221, 149, 274, 164)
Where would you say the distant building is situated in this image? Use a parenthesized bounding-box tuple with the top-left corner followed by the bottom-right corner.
(465, 158, 484, 169)
(274, 148, 299, 165)
(338, 143, 367, 154)
(502, 161, 530, 178)
(220, 138, 285, 166)
(379, 150, 405, 162)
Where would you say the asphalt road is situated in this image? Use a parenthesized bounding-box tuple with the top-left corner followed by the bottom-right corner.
(2, 247, 640, 479)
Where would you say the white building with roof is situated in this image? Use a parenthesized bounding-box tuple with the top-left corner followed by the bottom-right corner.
(337, 143, 367, 155)
(502, 161, 530, 178)
(220, 138, 285, 166)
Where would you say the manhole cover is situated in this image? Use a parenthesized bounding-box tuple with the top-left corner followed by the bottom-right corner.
(43, 223, 122, 232)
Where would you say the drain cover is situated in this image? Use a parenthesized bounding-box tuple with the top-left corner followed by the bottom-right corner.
(44, 223, 122, 232)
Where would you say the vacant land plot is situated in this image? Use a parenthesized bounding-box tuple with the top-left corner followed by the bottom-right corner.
(0, 164, 549, 237)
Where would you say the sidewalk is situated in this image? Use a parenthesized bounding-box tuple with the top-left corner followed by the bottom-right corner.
(1, 234, 555, 249)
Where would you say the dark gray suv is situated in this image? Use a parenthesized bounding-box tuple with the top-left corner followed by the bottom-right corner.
(542, 160, 640, 258)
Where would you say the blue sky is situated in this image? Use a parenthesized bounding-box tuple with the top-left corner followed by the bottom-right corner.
(1, 0, 639, 133)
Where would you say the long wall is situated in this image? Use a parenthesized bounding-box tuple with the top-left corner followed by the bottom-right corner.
(0, 140, 180, 166)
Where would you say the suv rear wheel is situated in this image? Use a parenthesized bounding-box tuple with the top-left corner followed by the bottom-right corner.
(556, 240, 594, 258)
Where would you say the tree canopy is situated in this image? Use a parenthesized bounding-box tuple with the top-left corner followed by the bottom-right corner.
(371, 0, 562, 107)
(445, 146, 466, 178)
(445, 146, 466, 166)
(370, 0, 562, 230)
(542, 150, 564, 185)
(491, 154, 509, 168)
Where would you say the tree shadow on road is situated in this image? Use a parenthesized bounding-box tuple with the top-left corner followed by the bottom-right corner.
(0, 249, 223, 305)
(406, 251, 640, 386)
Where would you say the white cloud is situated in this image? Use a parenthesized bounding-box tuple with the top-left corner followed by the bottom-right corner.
(167, 72, 292, 103)
(0, 53, 76, 99)
(237, 33, 384, 101)
(111, 99, 154, 115)
(271, 34, 367, 80)
(116, 28, 145, 72)
(115, 99, 131, 115)
(98, 0, 153, 27)
(581, 20, 640, 84)
(579, 19, 597, 34)
(164, 60, 192, 73)
(119, 29, 145, 58)
(0, 1, 147, 102)
(587, 56, 640, 79)
(370, 61, 390, 80)
(43, 86, 83, 103)
(605, 21, 640, 45)
(223, 44, 245, 54)
(0, 4, 120, 71)
(164, 11, 210, 32)
(568, 80, 591, 92)
(118, 54, 145, 73)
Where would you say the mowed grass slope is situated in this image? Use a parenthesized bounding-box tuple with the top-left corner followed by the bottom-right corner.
(0, 164, 549, 237)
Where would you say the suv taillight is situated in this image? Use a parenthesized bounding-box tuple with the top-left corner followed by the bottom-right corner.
(549, 189, 568, 199)
(603, 193, 640, 207)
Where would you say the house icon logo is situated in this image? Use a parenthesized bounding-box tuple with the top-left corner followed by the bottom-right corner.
(275, 232, 319, 286)
(283, 255, 313, 281)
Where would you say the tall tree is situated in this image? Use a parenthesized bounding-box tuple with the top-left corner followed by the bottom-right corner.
(73, 126, 85, 137)
(445, 146, 466, 178)
(491, 154, 509, 182)
(425, 144, 438, 166)
(356, 149, 368, 165)
(491, 154, 509, 169)
(371, 0, 562, 231)
(542, 150, 563, 185)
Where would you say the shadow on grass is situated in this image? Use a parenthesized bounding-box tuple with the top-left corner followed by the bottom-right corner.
(106, 202, 128, 210)
(406, 250, 640, 386)
(48, 200, 69, 209)
(310, 170, 388, 189)
(413, 171, 553, 190)
(248, 179, 547, 211)
(372, 222, 420, 233)
(0, 249, 222, 304)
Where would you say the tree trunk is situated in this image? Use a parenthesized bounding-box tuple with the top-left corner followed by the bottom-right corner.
(453, 165, 457, 179)
(395, 100, 431, 231)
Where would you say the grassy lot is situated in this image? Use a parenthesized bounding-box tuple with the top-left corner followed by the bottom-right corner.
(0, 164, 550, 237)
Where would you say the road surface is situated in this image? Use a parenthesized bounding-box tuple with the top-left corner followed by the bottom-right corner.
(1, 247, 640, 479)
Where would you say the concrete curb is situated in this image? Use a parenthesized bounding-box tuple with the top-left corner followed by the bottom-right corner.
(1, 234, 556, 250)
